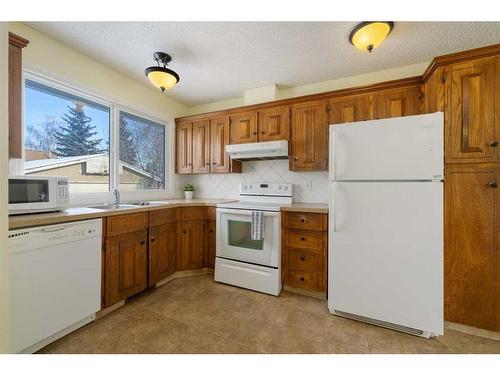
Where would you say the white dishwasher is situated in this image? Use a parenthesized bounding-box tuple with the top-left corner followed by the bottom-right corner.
(8, 218, 102, 353)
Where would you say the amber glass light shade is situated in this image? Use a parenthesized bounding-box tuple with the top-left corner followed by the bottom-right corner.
(349, 22, 394, 52)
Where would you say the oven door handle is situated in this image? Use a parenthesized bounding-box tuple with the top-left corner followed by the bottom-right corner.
(216, 208, 280, 217)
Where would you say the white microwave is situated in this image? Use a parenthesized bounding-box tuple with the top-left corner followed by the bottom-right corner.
(8, 175, 70, 215)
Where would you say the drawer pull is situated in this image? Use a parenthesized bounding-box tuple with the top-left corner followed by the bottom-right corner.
(183, 230, 187, 234)
(300, 237, 306, 241)
(300, 256, 305, 261)
(489, 181, 498, 188)
(300, 218, 305, 223)
(140, 240, 146, 245)
(300, 277, 305, 281)
(150, 238, 155, 242)
(490, 141, 498, 147)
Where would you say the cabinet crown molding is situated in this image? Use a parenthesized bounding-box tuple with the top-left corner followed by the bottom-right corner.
(8, 32, 29, 48)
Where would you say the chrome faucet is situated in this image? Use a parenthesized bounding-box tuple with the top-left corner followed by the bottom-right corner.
(113, 188, 120, 206)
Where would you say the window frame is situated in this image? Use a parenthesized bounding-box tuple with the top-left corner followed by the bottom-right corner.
(22, 70, 173, 205)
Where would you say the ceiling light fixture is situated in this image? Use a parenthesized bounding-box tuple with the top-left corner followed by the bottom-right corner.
(145, 52, 180, 92)
(349, 22, 394, 53)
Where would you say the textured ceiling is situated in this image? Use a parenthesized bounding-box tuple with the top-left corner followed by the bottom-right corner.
(27, 22, 500, 106)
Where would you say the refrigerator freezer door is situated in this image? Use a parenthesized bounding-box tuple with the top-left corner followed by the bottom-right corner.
(328, 181, 443, 335)
(329, 112, 443, 181)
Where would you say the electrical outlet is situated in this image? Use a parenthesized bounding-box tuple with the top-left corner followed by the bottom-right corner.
(305, 180, 313, 191)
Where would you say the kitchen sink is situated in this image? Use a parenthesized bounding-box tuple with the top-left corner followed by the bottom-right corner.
(88, 203, 139, 210)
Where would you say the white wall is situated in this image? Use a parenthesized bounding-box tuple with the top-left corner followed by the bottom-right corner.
(183, 62, 429, 116)
(0, 22, 11, 354)
(177, 160, 329, 203)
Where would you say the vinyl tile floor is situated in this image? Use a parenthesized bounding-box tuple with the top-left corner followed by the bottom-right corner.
(38, 275, 500, 354)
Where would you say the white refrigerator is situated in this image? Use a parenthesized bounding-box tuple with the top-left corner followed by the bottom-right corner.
(328, 112, 444, 338)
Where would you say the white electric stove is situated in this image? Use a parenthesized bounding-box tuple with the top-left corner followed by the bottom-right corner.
(215, 182, 293, 295)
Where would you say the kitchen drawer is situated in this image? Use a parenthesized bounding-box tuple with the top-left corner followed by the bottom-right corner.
(284, 229, 323, 250)
(285, 270, 322, 292)
(106, 212, 148, 237)
(206, 206, 216, 221)
(149, 208, 180, 227)
(286, 248, 323, 273)
(282, 211, 327, 231)
(182, 206, 206, 221)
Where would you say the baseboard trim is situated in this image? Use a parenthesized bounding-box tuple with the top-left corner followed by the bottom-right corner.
(155, 268, 214, 288)
(96, 300, 125, 319)
(283, 284, 326, 300)
(445, 321, 500, 341)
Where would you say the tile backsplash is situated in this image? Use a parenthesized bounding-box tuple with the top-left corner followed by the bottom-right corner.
(176, 160, 329, 203)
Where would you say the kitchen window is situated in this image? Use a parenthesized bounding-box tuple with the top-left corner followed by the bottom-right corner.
(118, 111, 165, 190)
(23, 73, 170, 202)
(24, 79, 111, 193)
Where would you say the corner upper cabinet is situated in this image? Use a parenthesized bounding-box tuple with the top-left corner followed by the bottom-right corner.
(290, 101, 329, 171)
(176, 121, 193, 174)
(329, 94, 372, 124)
(229, 111, 258, 144)
(257, 106, 290, 142)
(192, 119, 210, 174)
(373, 85, 423, 120)
(445, 56, 500, 163)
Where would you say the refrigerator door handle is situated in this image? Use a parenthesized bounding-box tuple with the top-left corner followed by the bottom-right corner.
(331, 182, 338, 232)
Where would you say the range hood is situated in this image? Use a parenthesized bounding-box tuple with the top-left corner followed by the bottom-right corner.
(226, 140, 289, 161)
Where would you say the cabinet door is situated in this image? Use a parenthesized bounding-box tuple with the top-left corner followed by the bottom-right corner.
(206, 221, 216, 268)
(176, 121, 192, 173)
(424, 66, 445, 114)
(149, 223, 178, 286)
(257, 106, 290, 142)
(445, 164, 498, 330)
(229, 112, 258, 144)
(179, 221, 206, 270)
(445, 57, 499, 163)
(210, 116, 231, 173)
(373, 85, 422, 119)
(104, 230, 148, 307)
(329, 95, 371, 124)
(192, 119, 210, 174)
(290, 101, 328, 171)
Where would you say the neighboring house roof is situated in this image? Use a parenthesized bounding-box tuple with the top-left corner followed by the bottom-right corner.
(24, 153, 161, 181)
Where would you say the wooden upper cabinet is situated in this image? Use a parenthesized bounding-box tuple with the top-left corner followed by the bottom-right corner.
(176, 121, 192, 174)
(329, 95, 372, 124)
(290, 101, 329, 171)
(210, 116, 232, 173)
(9, 33, 29, 159)
(424, 66, 445, 114)
(257, 106, 290, 142)
(445, 56, 499, 163)
(229, 111, 258, 144)
(192, 119, 210, 174)
(373, 85, 422, 119)
(444, 164, 499, 330)
(104, 230, 148, 307)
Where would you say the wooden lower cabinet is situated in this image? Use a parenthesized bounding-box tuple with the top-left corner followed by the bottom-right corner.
(206, 220, 216, 268)
(445, 163, 500, 330)
(148, 222, 178, 287)
(179, 220, 206, 271)
(104, 229, 148, 307)
(281, 211, 328, 294)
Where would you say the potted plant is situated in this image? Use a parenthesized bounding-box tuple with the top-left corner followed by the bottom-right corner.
(184, 184, 194, 200)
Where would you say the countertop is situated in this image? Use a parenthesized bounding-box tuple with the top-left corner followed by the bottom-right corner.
(9, 199, 328, 230)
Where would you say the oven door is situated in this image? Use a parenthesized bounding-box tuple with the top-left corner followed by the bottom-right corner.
(217, 208, 280, 268)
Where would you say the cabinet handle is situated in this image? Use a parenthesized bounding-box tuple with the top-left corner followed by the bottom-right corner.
(300, 277, 305, 281)
(206, 162, 210, 165)
(140, 241, 146, 245)
(261, 131, 265, 134)
(183, 230, 187, 234)
(489, 181, 498, 188)
(150, 238, 155, 242)
(300, 237, 306, 241)
(294, 156, 298, 161)
(209, 229, 213, 233)
(490, 141, 498, 147)
(300, 256, 305, 261)
(212, 162, 216, 165)
(253, 132, 257, 135)
(300, 218, 305, 223)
